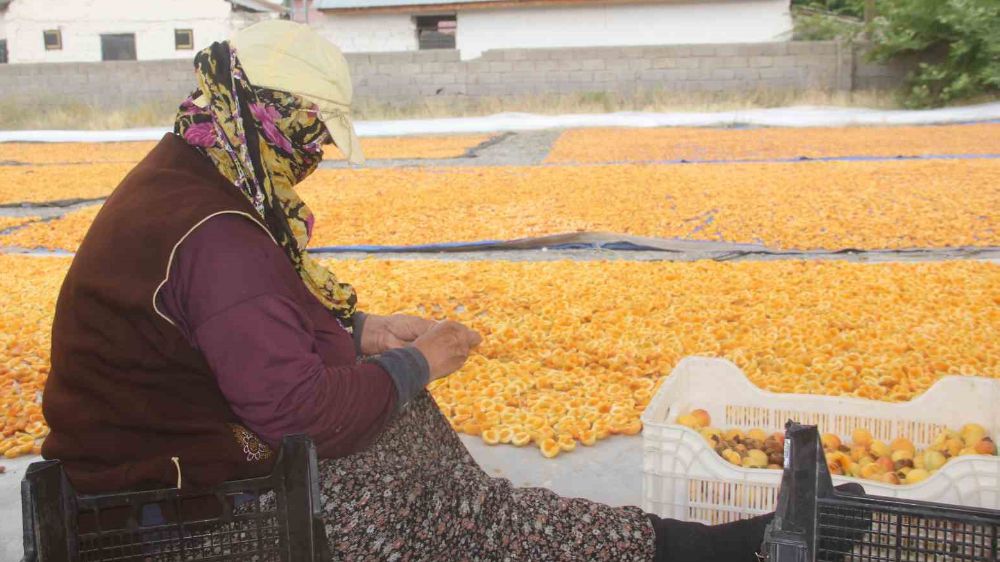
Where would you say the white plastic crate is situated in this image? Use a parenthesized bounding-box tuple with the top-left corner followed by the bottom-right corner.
(641, 356, 1000, 524)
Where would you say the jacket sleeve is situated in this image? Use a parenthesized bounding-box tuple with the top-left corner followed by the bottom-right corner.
(191, 293, 398, 458)
(156, 214, 415, 458)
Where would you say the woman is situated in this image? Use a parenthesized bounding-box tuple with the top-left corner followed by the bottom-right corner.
(41, 20, 781, 561)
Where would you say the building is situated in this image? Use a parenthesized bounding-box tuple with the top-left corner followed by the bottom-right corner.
(0, 0, 284, 64)
(292, 0, 792, 60)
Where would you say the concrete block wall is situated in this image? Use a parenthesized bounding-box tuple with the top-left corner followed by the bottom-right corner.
(0, 41, 910, 112)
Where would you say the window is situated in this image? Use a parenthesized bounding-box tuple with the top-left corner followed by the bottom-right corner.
(0, 40, 7, 64)
(175, 29, 193, 50)
(101, 33, 137, 61)
(43, 29, 62, 50)
(415, 15, 456, 50)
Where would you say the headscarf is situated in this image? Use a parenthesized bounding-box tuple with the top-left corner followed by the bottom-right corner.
(174, 41, 357, 328)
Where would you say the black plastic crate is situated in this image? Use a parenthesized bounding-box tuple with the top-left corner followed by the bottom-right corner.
(762, 422, 1000, 562)
(21, 435, 329, 562)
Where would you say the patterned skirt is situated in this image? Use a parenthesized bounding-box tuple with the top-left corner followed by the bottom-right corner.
(317, 391, 656, 561)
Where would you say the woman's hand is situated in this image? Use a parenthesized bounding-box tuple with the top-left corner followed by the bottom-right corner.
(411, 320, 483, 382)
(360, 314, 437, 356)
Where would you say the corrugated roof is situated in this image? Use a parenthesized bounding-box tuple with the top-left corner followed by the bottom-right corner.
(316, 0, 497, 9)
(230, 0, 288, 12)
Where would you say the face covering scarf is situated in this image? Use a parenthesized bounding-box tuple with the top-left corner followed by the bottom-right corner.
(174, 41, 357, 329)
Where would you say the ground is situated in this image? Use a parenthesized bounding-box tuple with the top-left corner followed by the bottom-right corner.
(0, 122, 998, 560)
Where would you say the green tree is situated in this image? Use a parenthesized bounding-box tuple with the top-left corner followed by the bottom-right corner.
(868, 0, 999, 107)
(792, 0, 867, 18)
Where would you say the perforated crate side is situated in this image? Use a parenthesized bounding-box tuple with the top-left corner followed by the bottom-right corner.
(641, 357, 1000, 523)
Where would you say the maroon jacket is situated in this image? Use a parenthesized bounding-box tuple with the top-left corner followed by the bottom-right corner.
(42, 134, 401, 493)
(156, 214, 405, 458)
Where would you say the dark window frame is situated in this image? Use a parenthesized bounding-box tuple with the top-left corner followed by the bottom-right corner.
(175, 28, 194, 50)
(100, 33, 137, 61)
(43, 29, 62, 50)
(0, 40, 7, 64)
(415, 14, 456, 50)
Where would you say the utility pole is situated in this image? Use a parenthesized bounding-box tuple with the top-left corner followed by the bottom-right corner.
(864, 0, 876, 24)
(864, 0, 876, 40)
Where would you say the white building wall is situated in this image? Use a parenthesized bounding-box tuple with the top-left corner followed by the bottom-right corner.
(4, 0, 266, 64)
(309, 11, 417, 53)
(456, 0, 791, 59)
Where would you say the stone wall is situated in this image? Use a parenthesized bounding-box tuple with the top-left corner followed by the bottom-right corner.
(0, 41, 911, 112)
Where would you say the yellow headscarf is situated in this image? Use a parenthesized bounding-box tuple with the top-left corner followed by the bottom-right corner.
(173, 34, 361, 328)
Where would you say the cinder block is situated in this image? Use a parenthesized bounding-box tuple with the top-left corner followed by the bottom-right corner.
(569, 70, 593, 82)
(751, 56, 774, 68)
(773, 56, 799, 68)
(478, 50, 504, 61)
(512, 61, 535, 72)
(649, 45, 693, 58)
(712, 45, 740, 56)
(489, 61, 513, 72)
(368, 52, 410, 63)
(400, 62, 422, 74)
(759, 67, 791, 80)
(628, 58, 652, 71)
(690, 45, 717, 56)
(507, 71, 542, 83)
(696, 56, 726, 70)
(683, 67, 711, 80)
(581, 59, 605, 70)
(721, 56, 749, 68)
(711, 68, 735, 80)
(344, 53, 371, 65)
(652, 58, 676, 70)
(593, 70, 617, 83)
(619, 46, 646, 58)
(731, 68, 761, 80)
(464, 60, 490, 74)
(432, 50, 460, 62)
(546, 50, 576, 61)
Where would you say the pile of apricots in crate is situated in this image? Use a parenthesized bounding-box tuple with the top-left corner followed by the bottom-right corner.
(678, 409, 997, 485)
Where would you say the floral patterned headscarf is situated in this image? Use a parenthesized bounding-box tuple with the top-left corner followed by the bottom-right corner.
(174, 41, 357, 328)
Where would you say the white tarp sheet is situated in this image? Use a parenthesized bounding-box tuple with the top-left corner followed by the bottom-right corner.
(1, 103, 998, 143)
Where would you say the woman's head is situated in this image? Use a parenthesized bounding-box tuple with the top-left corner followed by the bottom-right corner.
(172, 21, 361, 323)
(182, 20, 363, 167)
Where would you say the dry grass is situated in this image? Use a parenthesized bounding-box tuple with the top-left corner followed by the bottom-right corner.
(352, 89, 907, 120)
(0, 89, 920, 131)
(0, 98, 177, 131)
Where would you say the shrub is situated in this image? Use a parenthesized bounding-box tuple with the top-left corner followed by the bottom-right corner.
(868, 0, 1000, 107)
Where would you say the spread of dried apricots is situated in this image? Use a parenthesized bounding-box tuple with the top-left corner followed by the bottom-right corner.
(8, 159, 997, 252)
(546, 123, 1000, 163)
(0, 164, 131, 205)
(1, 257, 998, 459)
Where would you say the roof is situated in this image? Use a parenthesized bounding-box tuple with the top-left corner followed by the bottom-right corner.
(230, 0, 287, 12)
(316, 0, 507, 8)
(0, 0, 284, 12)
(316, 0, 699, 12)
